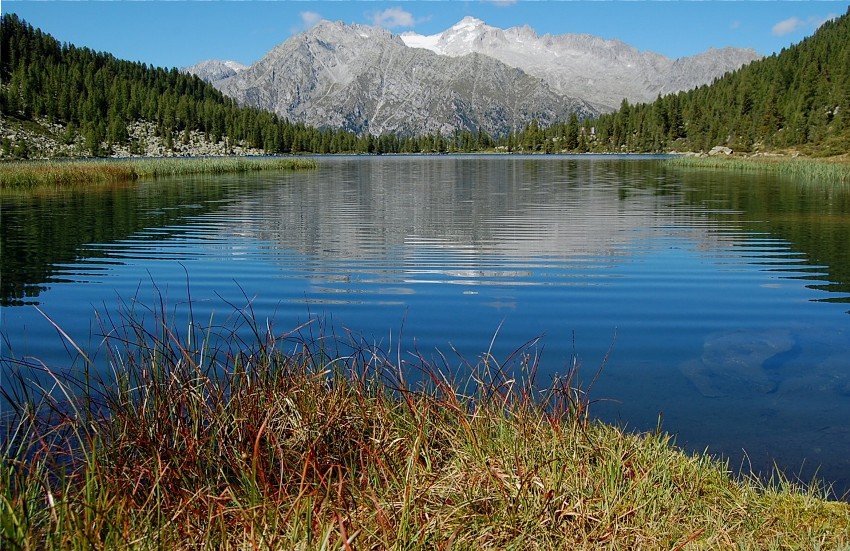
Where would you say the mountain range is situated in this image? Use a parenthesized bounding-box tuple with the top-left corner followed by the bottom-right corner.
(184, 17, 760, 137)
(401, 17, 761, 110)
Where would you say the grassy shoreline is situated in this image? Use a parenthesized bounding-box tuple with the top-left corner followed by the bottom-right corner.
(2, 305, 848, 549)
(0, 157, 318, 189)
(665, 154, 850, 184)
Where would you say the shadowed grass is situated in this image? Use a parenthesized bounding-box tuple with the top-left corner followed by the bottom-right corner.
(0, 157, 317, 189)
(665, 154, 850, 184)
(1, 300, 848, 549)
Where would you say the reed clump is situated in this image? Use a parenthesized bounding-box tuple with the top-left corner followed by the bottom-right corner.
(666, 154, 850, 184)
(0, 157, 317, 189)
(2, 303, 848, 550)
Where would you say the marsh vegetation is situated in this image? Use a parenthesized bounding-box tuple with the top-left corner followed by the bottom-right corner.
(0, 157, 317, 189)
(666, 154, 850, 184)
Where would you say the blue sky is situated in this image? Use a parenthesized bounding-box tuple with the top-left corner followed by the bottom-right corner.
(4, 1, 847, 69)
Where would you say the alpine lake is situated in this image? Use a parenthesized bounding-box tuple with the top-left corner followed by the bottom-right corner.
(2, 154, 849, 499)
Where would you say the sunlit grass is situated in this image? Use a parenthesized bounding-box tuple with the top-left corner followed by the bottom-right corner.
(1, 300, 848, 549)
(665, 154, 850, 184)
(0, 157, 318, 189)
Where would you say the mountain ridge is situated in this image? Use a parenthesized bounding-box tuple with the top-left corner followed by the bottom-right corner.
(400, 16, 761, 109)
(184, 17, 759, 136)
(208, 19, 598, 137)
(6, 10, 842, 159)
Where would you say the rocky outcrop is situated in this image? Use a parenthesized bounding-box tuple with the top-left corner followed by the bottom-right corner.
(709, 145, 734, 156)
(0, 118, 263, 160)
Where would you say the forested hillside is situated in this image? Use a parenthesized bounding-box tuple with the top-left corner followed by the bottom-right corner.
(0, 14, 371, 157)
(550, 6, 850, 155)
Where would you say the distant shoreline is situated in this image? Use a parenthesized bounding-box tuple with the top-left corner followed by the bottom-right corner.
(4, 151, 849, 190)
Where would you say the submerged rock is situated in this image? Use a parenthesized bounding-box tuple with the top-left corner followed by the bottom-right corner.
(679, 329, 795, 397)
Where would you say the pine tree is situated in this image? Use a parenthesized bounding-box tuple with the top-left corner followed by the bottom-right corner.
(565, 113, 579, 151)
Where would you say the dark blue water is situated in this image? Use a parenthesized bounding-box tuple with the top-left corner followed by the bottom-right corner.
(2, 155, 849, 497)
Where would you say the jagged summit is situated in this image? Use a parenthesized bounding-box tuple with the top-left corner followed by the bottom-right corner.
(401, 17, 495, 54)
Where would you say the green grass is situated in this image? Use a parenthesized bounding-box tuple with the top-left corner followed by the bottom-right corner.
(665, 154, 850, 184)
(0, 157, 318, 189)
(2, 302, 849, 550)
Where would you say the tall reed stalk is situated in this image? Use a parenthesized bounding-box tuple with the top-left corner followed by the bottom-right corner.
(1, 296, 848, 549)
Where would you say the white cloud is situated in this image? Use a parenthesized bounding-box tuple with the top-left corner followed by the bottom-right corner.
(487, 0, 519, 6)
(772, 16, 803, 36)
(300, 11, 323, 28)
(371, 7, 416, 29)
(290, 11, 323, 34)
(772, 13, 838, 36)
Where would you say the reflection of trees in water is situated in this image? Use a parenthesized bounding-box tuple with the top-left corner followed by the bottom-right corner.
(241, 157, 724, 263)
(675, 167, 850, 302)
(205, 158, 850, 304)
(0, 175, 261, 305)
(231, 157, 848, 294)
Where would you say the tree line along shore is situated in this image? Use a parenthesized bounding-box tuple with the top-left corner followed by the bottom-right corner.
(2, 154, 848, 191)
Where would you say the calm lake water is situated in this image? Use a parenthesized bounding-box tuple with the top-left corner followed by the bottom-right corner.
(2, 155, 849, 498)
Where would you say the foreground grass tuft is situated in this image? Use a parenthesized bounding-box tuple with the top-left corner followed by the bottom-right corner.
(665, 154, 850, 184)
(0, 157, 317, 189)
(1, 303, 848, 549)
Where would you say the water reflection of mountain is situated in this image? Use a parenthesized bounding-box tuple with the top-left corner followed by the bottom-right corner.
(236, 157, 727, 268)
(222, 157, 849, 303)
(0, 175, 265, 306)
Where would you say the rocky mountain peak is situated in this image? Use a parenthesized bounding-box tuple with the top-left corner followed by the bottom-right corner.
(443, 16, 492, 37)
(307, 19, 400, 45)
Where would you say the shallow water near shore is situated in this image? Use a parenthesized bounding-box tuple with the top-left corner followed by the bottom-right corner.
(2, 155, 849, 498)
